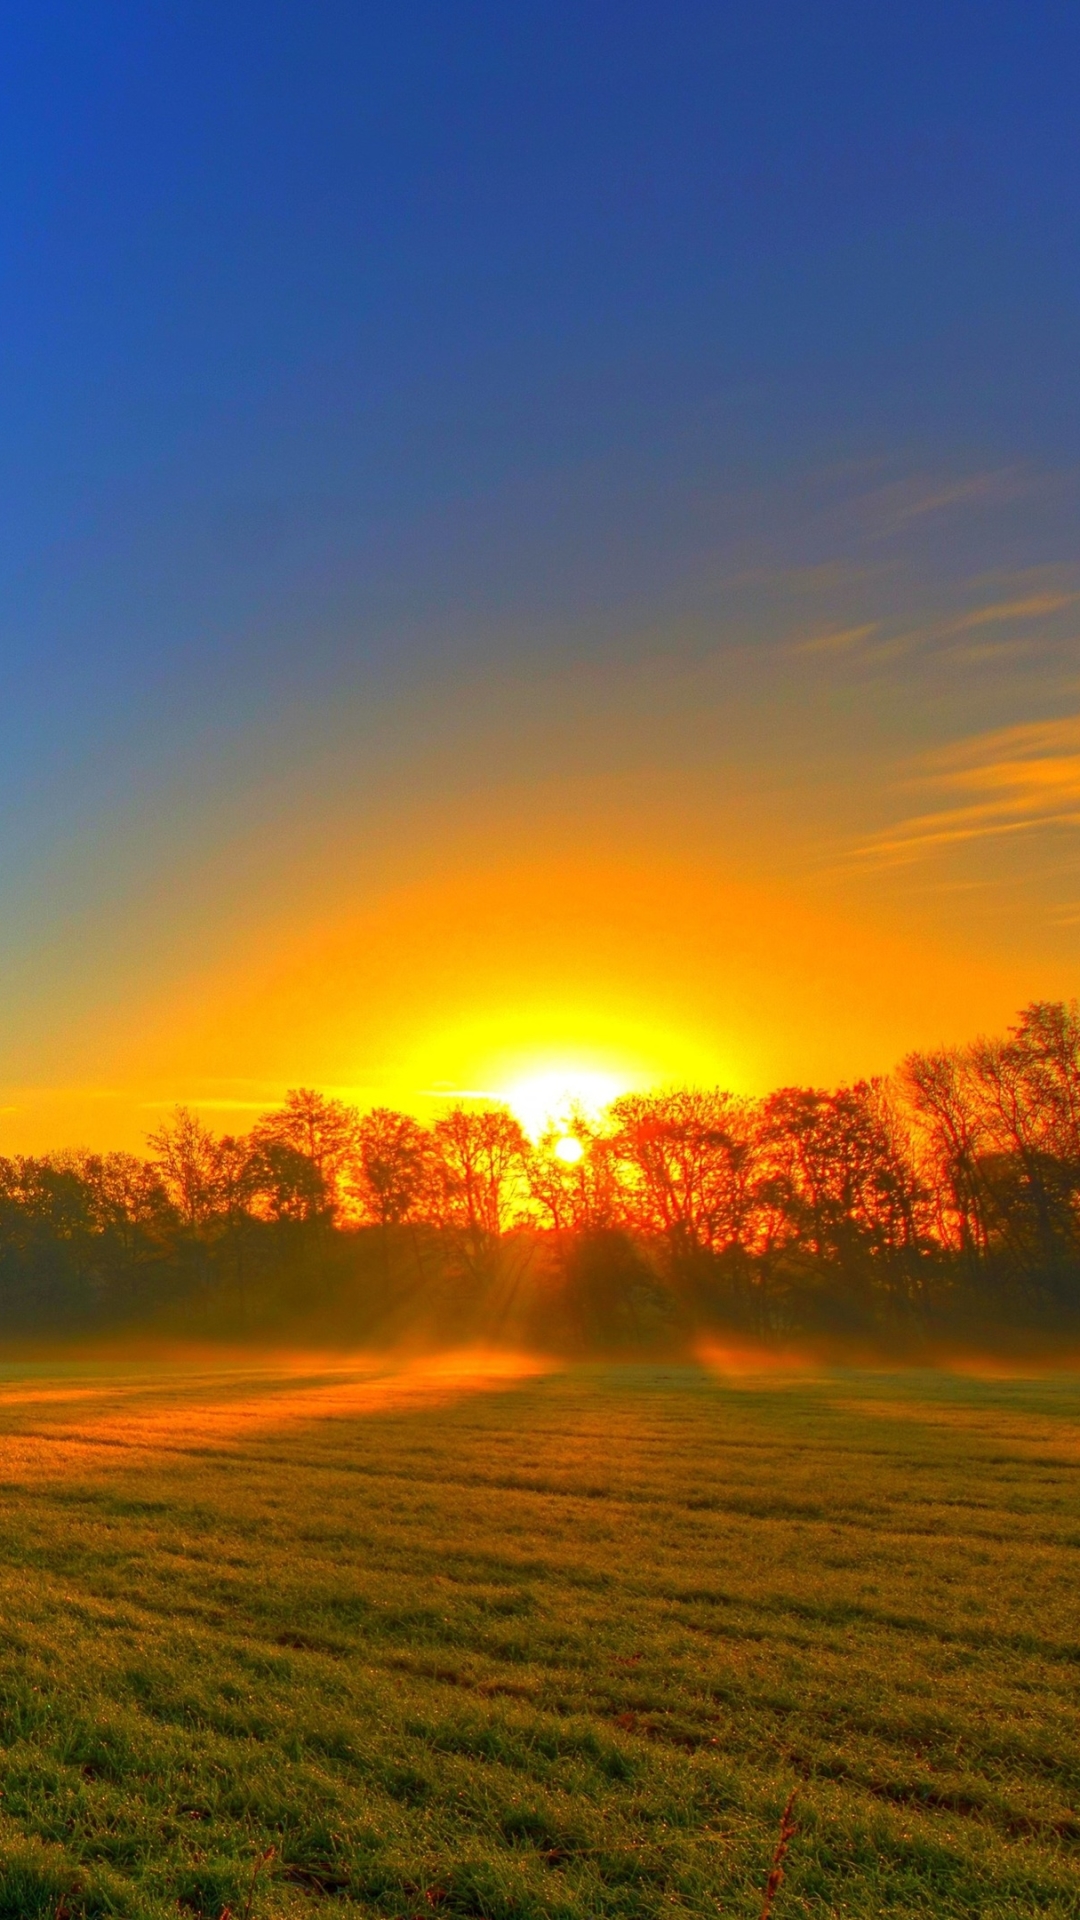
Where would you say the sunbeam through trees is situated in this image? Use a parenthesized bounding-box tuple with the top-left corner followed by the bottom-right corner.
(1, 1004, 1079, 1354)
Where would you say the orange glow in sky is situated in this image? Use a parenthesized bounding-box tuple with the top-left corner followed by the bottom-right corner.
(1, 18, 1078, 1164)
(1, 495, 1077, 1157)
(0, 824, 1056, 1153)
(497, 1065, 629, 1138)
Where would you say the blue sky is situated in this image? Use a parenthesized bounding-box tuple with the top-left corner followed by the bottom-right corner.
(2, 3, 1079, 1142)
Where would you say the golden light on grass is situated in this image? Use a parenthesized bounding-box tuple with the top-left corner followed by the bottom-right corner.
(0, 1359, 1074, 1915)
(0, 1350, 552, 1481)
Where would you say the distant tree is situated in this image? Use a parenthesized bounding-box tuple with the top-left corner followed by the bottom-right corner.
(755, 1080, 928, 1327)
(432, 1105, 530, 1251)
(901, 1046, 990, 1273)
(608, 1089, 760, 1256)
(1005, 1001, 1080, 1165)
(146, 1107, 223, 1233)
(968, 1005, 1080, 1297)
(58, 1150, 174, 1317)
(4, 999, 1080, 1349)
(250, 1089, 357, 1220)
(527, 1120, 621, 1236)
(352, 1109, 434, 1227)
(248, 1139, 328, 1223)
(902, 1002, 1080, 1312)
(68, 1150, 171, 1242)
(526, 1119, 669, 1346)
(0, 1155, 104, 1326)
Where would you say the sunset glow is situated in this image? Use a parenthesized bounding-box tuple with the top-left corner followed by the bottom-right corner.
(0, 8, 1074, 1163)
(499, 1064, 632, 1139)
(1, 19, 1077, 1920)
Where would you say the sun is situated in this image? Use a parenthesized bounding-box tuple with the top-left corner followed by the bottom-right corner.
(500, 1063, 627, 1139)
(552, 1134, 586, 1165)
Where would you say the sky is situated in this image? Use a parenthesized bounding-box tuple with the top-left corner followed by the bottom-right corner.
(1, 1, 1079, 1148)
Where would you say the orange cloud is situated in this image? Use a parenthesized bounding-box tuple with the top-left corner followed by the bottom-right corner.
(855, 714, 1080, 865)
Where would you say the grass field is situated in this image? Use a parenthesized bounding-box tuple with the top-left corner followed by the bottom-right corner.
(0, 1353, 1076, 1919)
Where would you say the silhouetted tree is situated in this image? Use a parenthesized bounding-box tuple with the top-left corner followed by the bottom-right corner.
(146, 1107, 222, 1233)
(250, 1088, 357, 1220)
(901, 1046, 990, 1275)
(352, 1109, 434, 1227)
(608, 1089, 760, 1255)
(526, 1121, 620, 1235)
(432, 1105, 529, 1273)
(247, 1140, 327, 1223)
(755, 1080, 928, 1329)
(1, 1004, 1078, 1347)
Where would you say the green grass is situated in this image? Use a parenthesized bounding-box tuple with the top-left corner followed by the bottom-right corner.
(0, 1355, 1075, 1918)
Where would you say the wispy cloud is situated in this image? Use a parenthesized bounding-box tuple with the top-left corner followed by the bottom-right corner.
(792, 585, 1080, 672)
(854, 714, 1080, 867)
(855, 465, 1037, 537)
(792, 622, 879, 657)
(947, 590, 1079, 631)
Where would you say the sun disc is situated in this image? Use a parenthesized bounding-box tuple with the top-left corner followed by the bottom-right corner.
(553, 1134, 585, 1165)
(501, 1064, 626, 1138)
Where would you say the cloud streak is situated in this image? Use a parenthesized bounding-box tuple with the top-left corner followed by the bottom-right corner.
(792, 584, 1080, 672)
(854, 466, 1039, 537)
(792, 622, 879, 657)
(855, 715, 1080, 866)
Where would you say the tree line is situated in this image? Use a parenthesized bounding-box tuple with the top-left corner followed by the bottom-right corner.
(1, 999, 1078, 1350)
